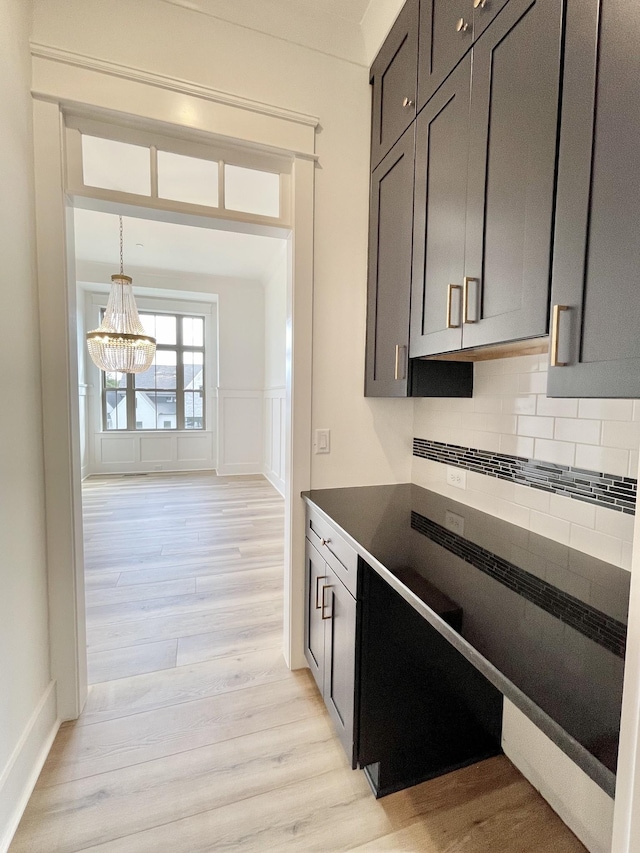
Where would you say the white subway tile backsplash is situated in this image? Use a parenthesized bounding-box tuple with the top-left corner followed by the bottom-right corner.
(569, 526, 623, 566)
(578, 399, 634, 421)
(499, 434, 535, 458)
(574, 444, 629, 477)
(601, 420, 640, 450)
(554, 418, 601, 445)
(533, 438, 576, 467)
(536, 396, 579, 418)
(518, 415, 554, 439)
(412, 353, 638, 572)
(530, 510, 571, 545)
(502, 396, 537, 415)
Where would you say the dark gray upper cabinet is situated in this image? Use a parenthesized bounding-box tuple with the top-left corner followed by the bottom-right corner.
(410, 56, 471, 357)
(366, 126, 415, 396)
(370, 0, 419, 170)
(418, 0, 512, 111)
(547, 0, 640, 398)
(461, 0, 562, 350)
(411, 0, 562, 358)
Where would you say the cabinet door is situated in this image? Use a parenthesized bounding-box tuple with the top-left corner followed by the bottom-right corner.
(370, 0, 419, 170)
(304, 540, 327, 694)
(410, 56, 471, 358)
(365, 126, 415, 396)
(472, 0, 512, 39)
(548, 0, 640, 398)
(418, 0, 472, 111)
(461, 0, 562, 350)
(323, 566, 357, 765)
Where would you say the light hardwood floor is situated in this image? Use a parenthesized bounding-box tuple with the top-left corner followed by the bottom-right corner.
(10, 472, 586, 852)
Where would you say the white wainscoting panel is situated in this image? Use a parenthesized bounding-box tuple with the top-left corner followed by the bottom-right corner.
(217, 389, 264, 476)
(264, 387, 286, 495)
(92, 431, 215, 474)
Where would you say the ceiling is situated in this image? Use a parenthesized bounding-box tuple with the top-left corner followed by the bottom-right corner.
(73, 209, 287, 282)
(275, 0, 372, 24)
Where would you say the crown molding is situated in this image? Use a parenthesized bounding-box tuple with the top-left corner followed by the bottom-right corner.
(30, 42, 320, 129)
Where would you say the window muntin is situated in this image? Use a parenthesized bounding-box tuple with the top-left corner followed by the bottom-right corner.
(102, 312, 205, 431)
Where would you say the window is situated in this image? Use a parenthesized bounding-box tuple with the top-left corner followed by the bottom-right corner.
(103, 313, 205, 431)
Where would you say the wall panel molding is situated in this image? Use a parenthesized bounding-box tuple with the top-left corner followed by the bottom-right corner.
(264, 386, 286, 495)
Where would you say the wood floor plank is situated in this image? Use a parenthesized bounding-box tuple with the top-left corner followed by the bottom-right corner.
(77, 646, 290, 726)
(86, 577, 195, 606)
(87, 639, 178, 684)
(84, 572, 120, 590)
(38, 672, 323, 787)
(107, 555, 281, 585)
(176, 622, 281, 666)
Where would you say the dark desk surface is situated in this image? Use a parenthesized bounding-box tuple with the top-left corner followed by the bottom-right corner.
(302, 484, 630, 797)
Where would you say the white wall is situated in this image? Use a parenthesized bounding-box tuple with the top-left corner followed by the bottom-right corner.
(32, 0, 415, 490)
(0, 0, 59, 849)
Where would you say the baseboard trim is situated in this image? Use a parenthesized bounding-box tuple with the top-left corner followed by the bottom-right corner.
(0, 680, 60, 853)
(263, 468, 285, 496)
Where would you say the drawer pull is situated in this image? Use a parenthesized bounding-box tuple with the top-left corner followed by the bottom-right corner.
(550, 304, 570, 367)
(320, 537, 331, 546)
(315, 574, 328, 609)
(321, 585, 332, 620)
(473, 0, 487, 8)
(402, 96, 415, 108)
(447, 283, 462, 329)
(456, 18, 469, 32)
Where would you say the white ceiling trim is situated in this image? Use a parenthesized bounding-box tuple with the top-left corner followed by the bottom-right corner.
(30, 42, 320, 128)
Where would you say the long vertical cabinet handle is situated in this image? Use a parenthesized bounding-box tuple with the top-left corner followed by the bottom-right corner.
(463, 277, 480, 324)
(550, 304, 570, 367)
(315, 575, 328, 609)
(394, 345, 407, 381)
(321, 585, 332, 620)
(447, 284, 462, 328)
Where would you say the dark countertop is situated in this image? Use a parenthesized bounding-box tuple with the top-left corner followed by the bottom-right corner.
(302, 483, 631, 797)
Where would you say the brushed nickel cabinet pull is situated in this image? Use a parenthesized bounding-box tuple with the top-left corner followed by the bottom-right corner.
(320, 537, 331, 547)
(456, 18, 469, 32)
(447, 284, 462, 329)
(315, 574, 328, 609)
(394, 344, 407, 381)
(473, 0, 487, 9)
(550, 304, 570, 367)
(463, 277, 480, 324)
(402, 97, 415, 108)
(321, 585, 332, 620)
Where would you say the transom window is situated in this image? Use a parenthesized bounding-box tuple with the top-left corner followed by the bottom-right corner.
(103, 313, 205, 431)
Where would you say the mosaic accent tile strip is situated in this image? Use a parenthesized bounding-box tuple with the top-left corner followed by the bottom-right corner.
(410, 510, 627, 658)
(413, 438, 637, 514)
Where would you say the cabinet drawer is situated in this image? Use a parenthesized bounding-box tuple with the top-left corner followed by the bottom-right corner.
(306, 508, 358, 598)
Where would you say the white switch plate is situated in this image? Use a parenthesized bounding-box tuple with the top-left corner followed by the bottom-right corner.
(446, 466, 467, 489)
(445, 510, 465, 537)
(315, 429, 331, 454)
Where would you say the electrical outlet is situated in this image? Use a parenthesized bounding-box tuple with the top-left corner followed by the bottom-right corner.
(446, 466, 467, 489)
(445, 510, 465, 537)
(314, 429, 331, 454)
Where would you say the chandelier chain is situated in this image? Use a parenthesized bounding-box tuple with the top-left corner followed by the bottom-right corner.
(119, 215, 124, 275)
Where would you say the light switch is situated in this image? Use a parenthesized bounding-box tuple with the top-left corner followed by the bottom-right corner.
(315, 429, 331, 454)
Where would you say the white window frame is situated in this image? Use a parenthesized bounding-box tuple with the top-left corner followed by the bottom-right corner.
(65, 115, 292, 229)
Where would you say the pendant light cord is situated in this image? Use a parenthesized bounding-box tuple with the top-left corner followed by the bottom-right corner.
(119, 215, 124, 275)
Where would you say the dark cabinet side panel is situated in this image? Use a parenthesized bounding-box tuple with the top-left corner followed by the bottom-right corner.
(549, 0, 640, 397)
(461, 0, 562, 350)
(365, 126, 415, 396)
(370, 0, 419, 169)
(410, 56, 471, 358)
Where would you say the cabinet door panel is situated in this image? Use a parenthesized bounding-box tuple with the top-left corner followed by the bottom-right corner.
(548, 0, 640, 397)
(324, 567, 357, 765)
(462, 0, 562, 349)
(370, 0, 419, 169)
(418, 0, 471, 110)
(472, 0, 512, 39)
(365, 127, 415, 396)
(304, 540, 327, 694)
(410, 56, 471, 357)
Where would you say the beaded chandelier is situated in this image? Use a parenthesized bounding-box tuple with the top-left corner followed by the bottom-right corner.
(86, 216, 156, 374)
